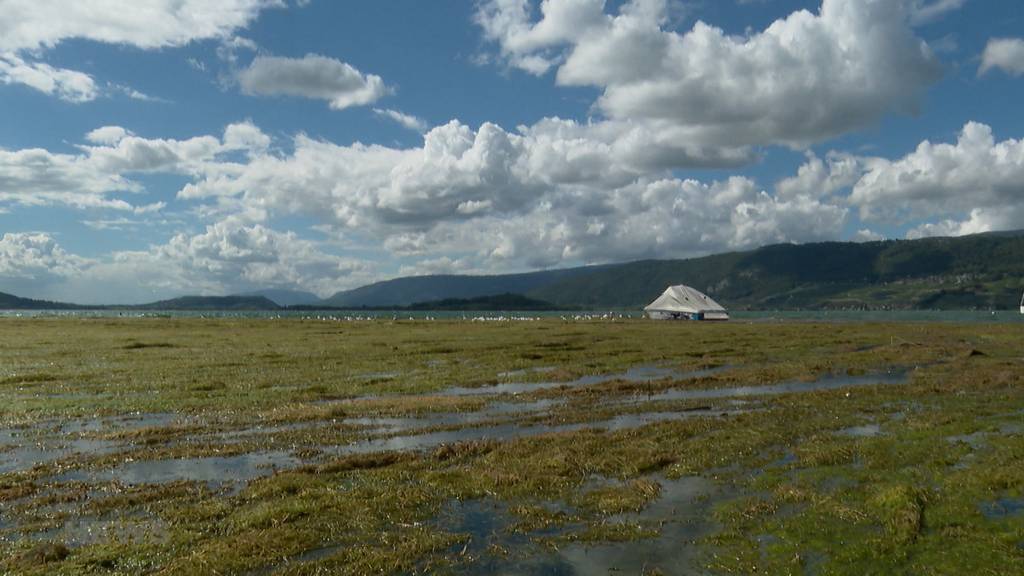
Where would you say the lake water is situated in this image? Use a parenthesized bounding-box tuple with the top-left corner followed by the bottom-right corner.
(1, 308, 1023, 323)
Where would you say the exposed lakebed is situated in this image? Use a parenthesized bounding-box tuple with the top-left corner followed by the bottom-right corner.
(2, 318, 1021, 575)
(0, 361, 917, 571)
(0, 364, 910, 485)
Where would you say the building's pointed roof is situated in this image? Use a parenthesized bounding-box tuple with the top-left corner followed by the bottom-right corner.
(644, 285, 727, 314)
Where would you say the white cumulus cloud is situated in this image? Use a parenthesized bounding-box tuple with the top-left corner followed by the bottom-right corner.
(0, 0, 283, 102)
(177, 116, 753, 240)
(980, 38, 1024, 76)
(238, 54, 391, 110)
(850, 122, 1024, 235)
(0, 232, 89, 280)
(137, 116, 833, 272)
(0, 0, 283, 52)
(0, 219, 377, 303)
(128, 218, 372, 297)
(477, 0, 943, 148)
(12, 115, 1024, 296)
(907, 0, 966, 26)
(0, 122, 272, 212)
(85, 126, 132, 145)
(776, 151, 864, 200)
(0, 52, 97, 102)
(373, 108, 428, 132)
(403, 176, 848, 270)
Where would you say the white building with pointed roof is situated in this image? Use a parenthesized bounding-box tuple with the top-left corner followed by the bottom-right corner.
(644, 285, 729, 321)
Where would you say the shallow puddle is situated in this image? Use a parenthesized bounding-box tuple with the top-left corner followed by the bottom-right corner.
(554, 476, 715, 576)
(497, 366, 556, 379)
(771, 450, 798, 468)
(444, 475, 719, 575)
(29, 515, 167, 547)
(947, 431, 988, 450)
(14, 367, 903, 492)
(0, 437, 120, 474)
(836, 423, 882, 437)
(357, 371, 401, 381)
(632, 370, 908, 403)
(49, 410, 745, 487)
(246, 543, 345, 576)
(0, 413, 188, 475)
(980, 497, 1024, 519)
(62, 413, 181, 435)
(57, 451, 300, 487)
(442, 365, 729, 396)
(485, 398, 565, 415)
(439, 499, 555, 574)
(333, 409, 746, 458)
(341, 398, 564, 433)
(212, 421, 325, 443)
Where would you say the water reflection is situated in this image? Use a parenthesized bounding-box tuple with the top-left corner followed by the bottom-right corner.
(443, 365, 730, 396)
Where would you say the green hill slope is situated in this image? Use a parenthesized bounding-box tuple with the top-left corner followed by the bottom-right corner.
(529, 234, 1024, 310)
(319, 232, 1024, 311)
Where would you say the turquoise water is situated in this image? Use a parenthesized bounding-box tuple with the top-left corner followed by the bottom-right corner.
(1, 308, 1023, 323)
(729, 310, 1024, 323)
(0, 309, 606, 320)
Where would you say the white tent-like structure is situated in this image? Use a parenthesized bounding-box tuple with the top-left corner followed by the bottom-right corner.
(644, 285, 729, 321)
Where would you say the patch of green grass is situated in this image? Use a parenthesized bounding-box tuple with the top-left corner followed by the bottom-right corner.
(575, 478, 662, 515)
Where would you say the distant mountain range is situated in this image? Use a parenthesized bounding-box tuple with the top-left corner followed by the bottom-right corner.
(318, 267, 608, 308)
(319, 231, 1024, 311)
(527, 232, 1024, 310)
(3, 231, 1024, 311)
(399, 293, 563, 311)
(0, 292, 82, 310)
(133, 295, 282, 311)
(0, 293, 284, 312)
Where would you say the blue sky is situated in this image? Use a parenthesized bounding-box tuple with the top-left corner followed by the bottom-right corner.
(0, 0, 1022, 303)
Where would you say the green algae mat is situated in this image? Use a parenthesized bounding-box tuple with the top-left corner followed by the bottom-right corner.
(0, 318, 1021, 574)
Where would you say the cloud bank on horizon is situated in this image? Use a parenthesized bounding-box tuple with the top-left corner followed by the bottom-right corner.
(0, 0, 1021, 303)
